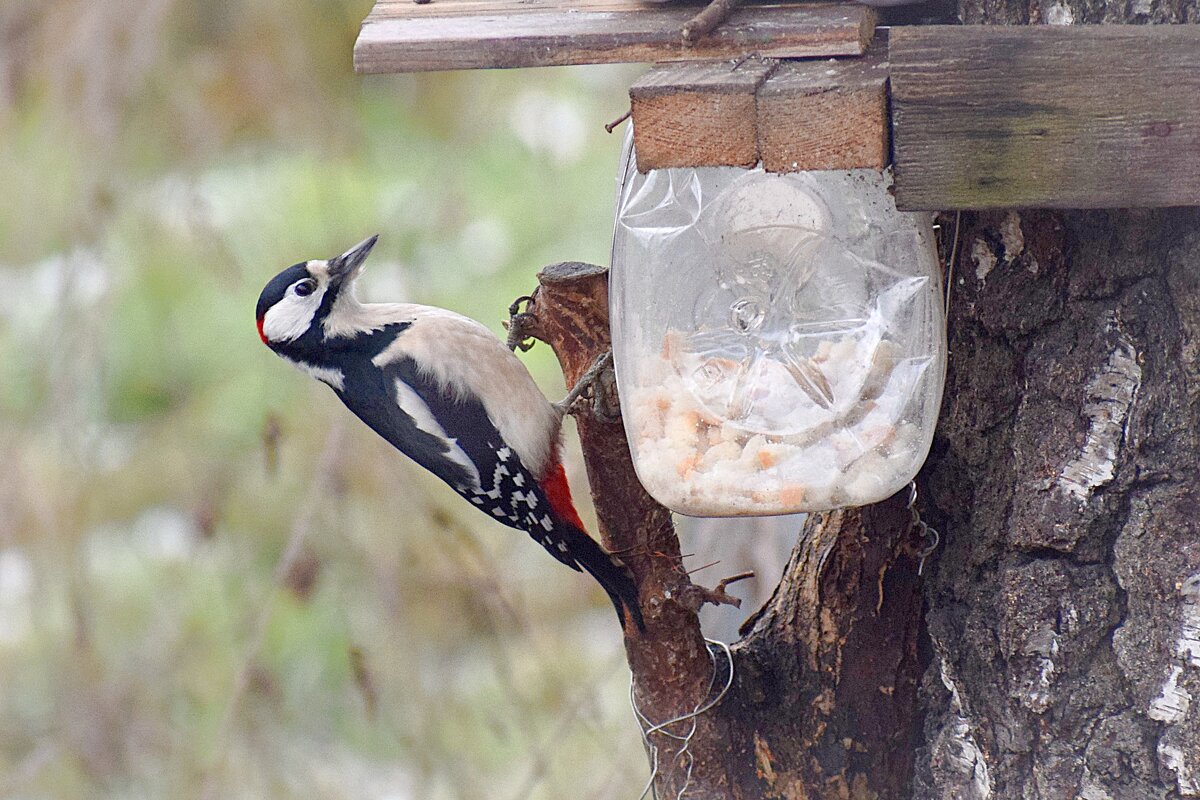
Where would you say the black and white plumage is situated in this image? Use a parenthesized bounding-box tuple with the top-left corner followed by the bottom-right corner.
(255, 236, 643, 631)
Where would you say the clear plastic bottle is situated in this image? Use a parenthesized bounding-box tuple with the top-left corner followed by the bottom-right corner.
(610, 131, 946, 516)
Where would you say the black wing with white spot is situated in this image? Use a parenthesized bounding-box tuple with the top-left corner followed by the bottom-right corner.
(368, 357, 643, 629)
(333, 358, 480, 494)
(365, 357, 575, 566)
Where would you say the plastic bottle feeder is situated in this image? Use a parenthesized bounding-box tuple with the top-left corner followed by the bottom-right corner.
(610, 132, 947, 516)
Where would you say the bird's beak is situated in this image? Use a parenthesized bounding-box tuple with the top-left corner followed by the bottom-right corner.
(327, 234, 379, 286)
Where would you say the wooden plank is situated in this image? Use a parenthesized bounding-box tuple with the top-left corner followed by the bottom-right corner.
(362, 0, 752, 15)
(628, 44, 887, 172)
(355, 0, 874, 74)
(757, 45, 888, 172)
(890, 25, 1200, 210)
(631, 58, 777, 170)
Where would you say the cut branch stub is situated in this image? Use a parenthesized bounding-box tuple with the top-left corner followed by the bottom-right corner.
(523, 261, 729, 797)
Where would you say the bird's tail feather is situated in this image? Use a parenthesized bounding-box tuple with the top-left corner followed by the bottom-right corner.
(537, 460, 643, 631)
(556, 523, 645, 633)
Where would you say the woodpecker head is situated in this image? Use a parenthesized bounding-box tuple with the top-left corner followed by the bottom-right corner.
(255, 235, 378, 348)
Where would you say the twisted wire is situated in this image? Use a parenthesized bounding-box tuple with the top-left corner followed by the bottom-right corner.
(631, 638, 734, 800)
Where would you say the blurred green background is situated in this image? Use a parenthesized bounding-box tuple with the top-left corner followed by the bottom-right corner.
(0, 1, 659, 797)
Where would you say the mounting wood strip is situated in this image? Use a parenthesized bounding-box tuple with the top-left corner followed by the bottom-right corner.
(355, 0, 875, 74)
(890, 25, 1200, 210)
(628, 43, 887, 172)
(631, 58, 778, 170)
(757, 45, 888, 172)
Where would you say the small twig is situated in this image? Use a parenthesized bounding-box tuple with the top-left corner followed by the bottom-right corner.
(681, 0, 744, 45)
(715, 571, 755, 595)
(261, 412, 282, 476)
(605, 108, 632, 134)
(348, 645, 379, 719)
(676, 571, 754, 611)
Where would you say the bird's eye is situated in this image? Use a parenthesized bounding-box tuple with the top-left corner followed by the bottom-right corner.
(294, 279, 316, 297)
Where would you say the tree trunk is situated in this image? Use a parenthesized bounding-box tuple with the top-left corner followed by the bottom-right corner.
(914, 208, 1200, 798)
(525, 8, 1200, 795)
(523, 264, 929, 798)
(913, 1, 1200, 797)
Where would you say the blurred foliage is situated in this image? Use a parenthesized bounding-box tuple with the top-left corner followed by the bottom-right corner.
(0, 0, 649, 797)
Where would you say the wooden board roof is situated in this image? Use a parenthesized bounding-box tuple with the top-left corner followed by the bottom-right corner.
(354, 0, 875, 74)
(890, 25, 1200, 209)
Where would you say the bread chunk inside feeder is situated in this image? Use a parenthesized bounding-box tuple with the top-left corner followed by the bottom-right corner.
(610, 131, 946, 516)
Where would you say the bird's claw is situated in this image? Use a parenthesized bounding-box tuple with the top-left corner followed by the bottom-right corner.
(556, 350, 619, 420)
(505, 295, 537, 352)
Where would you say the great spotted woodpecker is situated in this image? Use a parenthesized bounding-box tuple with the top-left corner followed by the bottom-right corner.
(255, 236, 643, 631)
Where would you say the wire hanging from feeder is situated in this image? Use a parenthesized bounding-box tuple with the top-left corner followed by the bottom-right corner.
(906, 481, 941, 577)
(631, 638, 734, 800)
(945, 210, 962, 322)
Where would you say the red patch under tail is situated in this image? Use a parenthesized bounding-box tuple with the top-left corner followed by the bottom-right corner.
(256, 316, 268, 345)
(539, 460, 586, 531)
(538, 460, 645, 632)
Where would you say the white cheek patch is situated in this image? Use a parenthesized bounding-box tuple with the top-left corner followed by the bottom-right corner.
(393, 378, 482, 493)
(262, 285, 326, 343)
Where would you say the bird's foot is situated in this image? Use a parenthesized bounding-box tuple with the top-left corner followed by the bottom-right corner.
(555, 350, 618, 420)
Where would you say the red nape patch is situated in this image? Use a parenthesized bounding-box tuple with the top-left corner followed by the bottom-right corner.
(256, 316, 268, 345)
(540, 461, 586, 531)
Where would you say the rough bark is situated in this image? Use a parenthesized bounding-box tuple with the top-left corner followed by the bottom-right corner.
(957, 0, 1198, 24)
(523, 263, 927, 798)
(914, 206, 1200, 800)
(910, 1, 1200, 797)
(720, 499, 926, 799)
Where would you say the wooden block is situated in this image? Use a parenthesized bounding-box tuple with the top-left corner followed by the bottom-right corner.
(355, 0, 875, 74)
(629, 45, 889, 172)
(890, 25, 1200, 210)
(631, 58, 778, 170)
(757, 46, 889, 172)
